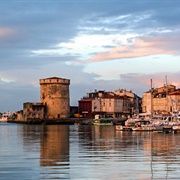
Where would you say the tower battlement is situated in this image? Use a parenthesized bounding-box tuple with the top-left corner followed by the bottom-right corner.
(39, 77, 70, 85)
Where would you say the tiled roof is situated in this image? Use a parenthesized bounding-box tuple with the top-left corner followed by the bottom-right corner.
(79, 98, 94, 102)
(103, 93, 124, 99)
(169, 90, 180, 95)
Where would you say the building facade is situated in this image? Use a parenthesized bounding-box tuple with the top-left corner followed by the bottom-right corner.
(78, 90, 131, 119)
(114, 89, 142, 115)
(142, 84, 180, 114)
(78, 99, 93, 118)
(23, 102, 45, 120)
(169, 90, 180, 112)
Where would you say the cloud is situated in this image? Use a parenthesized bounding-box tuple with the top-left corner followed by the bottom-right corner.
(31, 33, 137, 60)
(1, 0, 180, 112)
(0, 82, 39, 112)
(119, 71, 180, 91)
(82, 32, 180, 63)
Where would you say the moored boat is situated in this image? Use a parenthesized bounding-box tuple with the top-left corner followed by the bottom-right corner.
(162, 125, 173, 133)
(116, 125, 133, 131)
(132, 124, 155, 131)
(92, 118, 114, 125)
(173, 125, 180, 133)
(128, 119, 155, 131)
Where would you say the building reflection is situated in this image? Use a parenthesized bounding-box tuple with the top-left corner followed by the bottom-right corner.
(76, 125, 116, 152)
(77, 126, 179, 164)
(151, 133, 177, 156)
(40, 125, 69, 166)
(93, 125, 116, 148)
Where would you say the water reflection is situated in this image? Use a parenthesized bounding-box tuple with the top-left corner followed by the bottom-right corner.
(1, 123, 180, 179)
(18, 125, 41, 152)
(17, 124, 70, 179)
(150, 133, 180, 179)
(40, 125, 69, 166)
(73, 125, 180, 179)
(39, 125, 70, 179)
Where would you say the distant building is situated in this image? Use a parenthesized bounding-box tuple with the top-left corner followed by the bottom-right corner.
(114, 89, 142, 116)
(78, 90, 131, 119)
(142, 84, 180, 114)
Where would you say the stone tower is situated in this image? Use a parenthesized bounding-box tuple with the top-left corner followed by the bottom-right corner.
(39, 77, 70, 119)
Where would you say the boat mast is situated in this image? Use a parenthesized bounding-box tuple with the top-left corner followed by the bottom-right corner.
(165, 76, 175, 113)
(151, 79, 153, 119)
(165, 76, 169, 113)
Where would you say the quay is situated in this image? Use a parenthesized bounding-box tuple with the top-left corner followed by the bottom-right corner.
(6, 118, 180, 134)
(7, 118, 93, 125)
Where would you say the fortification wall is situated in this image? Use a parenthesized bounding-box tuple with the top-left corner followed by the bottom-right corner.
(39, 77, 70, 119)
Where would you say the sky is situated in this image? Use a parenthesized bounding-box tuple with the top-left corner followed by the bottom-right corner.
(0, 0, 180, 112)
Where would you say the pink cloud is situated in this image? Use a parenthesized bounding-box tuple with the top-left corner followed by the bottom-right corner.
(0, 27, 15, 37)
(84, 33, 180, 63)
(119, 72, 180, 90)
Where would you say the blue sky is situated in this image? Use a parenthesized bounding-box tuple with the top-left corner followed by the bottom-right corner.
(0, 0, 180, 112)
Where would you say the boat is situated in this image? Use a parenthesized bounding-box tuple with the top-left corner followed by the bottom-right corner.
(126, 118, 154, 131)
(92, 118, 114, 125)
(173, 125, 180, 133)
(151, 114, 180, 133)
(162, 125, 173, 133)
(116, 114, 151, 131)
(116, 125, 133, 131)
(74, 120, 82, 126)
(116, 125, 123, 131)
(132, 124, 155, 131)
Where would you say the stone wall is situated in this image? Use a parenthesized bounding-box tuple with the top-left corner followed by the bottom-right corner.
(39, 77, 70, 119)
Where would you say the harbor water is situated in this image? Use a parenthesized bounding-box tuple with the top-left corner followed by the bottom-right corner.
(0, 123, 180, 179)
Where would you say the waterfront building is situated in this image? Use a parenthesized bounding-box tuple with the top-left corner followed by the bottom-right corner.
(78, 90, 131, 119)
(78, 98, 93, 118)
(114, 89, 142, 116)
(169, 89, 180, 112)
(23, 102, 45, 120)
(14, 110, 23, 121)
(142, 84, 180, 114)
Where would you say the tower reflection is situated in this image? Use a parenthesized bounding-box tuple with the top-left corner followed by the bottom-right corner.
(40, 125, 69, 166)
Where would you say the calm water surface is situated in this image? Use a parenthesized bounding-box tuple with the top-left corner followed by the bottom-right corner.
(0, 123, 180, 179)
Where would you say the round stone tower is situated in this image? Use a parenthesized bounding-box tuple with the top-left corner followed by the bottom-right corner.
(39, 77, 70, 119)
